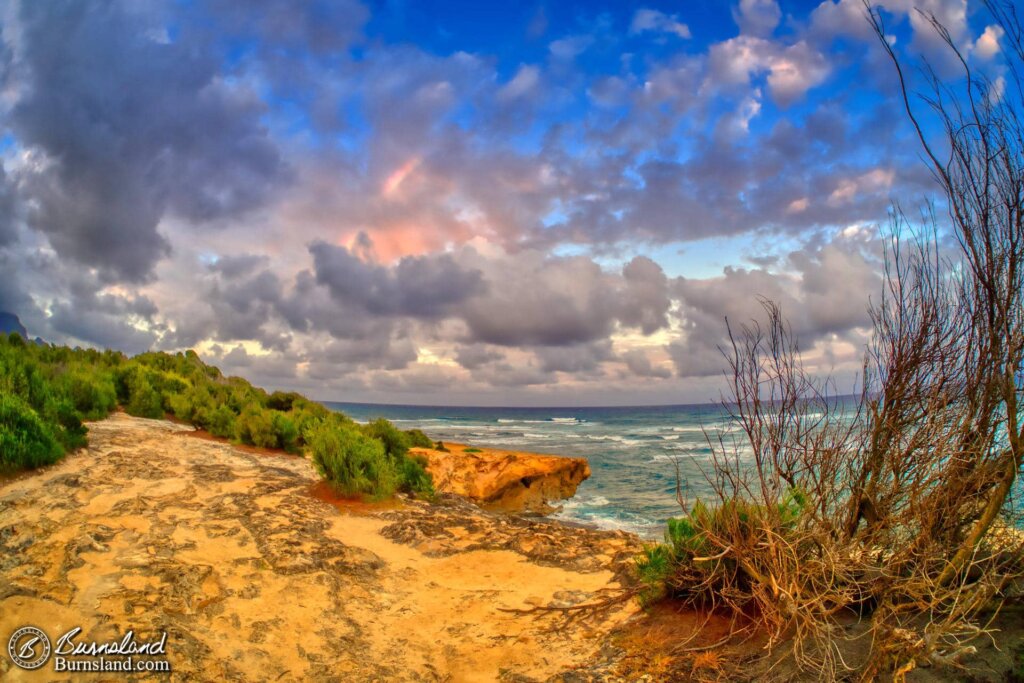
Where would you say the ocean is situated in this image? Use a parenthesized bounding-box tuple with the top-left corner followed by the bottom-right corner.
(323, 401, 748, 539)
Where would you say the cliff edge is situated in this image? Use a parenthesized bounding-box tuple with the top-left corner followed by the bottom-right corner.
(414, 442, 591, 515)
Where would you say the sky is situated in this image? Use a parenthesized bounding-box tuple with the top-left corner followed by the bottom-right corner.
(0, 0, 1012, 406)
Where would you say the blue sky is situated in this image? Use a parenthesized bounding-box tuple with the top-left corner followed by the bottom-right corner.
(0, 0, 1013, 405)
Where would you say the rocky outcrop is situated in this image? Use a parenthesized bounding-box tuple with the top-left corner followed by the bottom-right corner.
(412, 443, 591, 515)
(0, 414, 641, 682)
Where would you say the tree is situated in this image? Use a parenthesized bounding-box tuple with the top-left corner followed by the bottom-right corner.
(648, 2, 1024, 677)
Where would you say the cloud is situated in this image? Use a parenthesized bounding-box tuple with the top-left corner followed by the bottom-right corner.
(622, 348, 672, 379)
(734, 0, 782, 37)
(0, 0, 967, 403)
(709, 36, 830, 107)
(630, 9, 691, 39)
(310, 240, 486, 318)
(973, 24, 1004, 61)
(456, 250, 671, 347)
(668, 231, 881, 379)
(498, 65, 541, 101)
(6, 1, 288, 282)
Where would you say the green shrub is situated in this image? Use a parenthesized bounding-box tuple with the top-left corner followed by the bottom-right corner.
(272, 412, 299, 453)
(405, 428, 434, 449)
(126, 378, 163, 418)
(463, 447, 482, 453)
(45, 396, 88, 451)
(0, 393, 63, 470)
(235, 406, 277, 448)
(399, 453, 435, 499)
(309, 422, 398, 498)
(435, 441, 449, 452)
(362, 418, 411, 461)
(62, 370, 117, 420)
(267, 391, 303, 412)
(206, 404, 237, 439)
(636, 490, 808, 608)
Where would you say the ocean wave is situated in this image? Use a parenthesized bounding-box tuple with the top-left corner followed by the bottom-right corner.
(583, 434, 647, 447)
(553, 508, 661, 538)
(495, 416, 585, 425)
(649, 451, 707, 463)
(559, 494, 611, 509)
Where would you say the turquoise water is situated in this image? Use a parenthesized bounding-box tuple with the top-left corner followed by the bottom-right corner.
(324, 401, 746, 539)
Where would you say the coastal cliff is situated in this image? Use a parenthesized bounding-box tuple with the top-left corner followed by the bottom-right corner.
(414, 442, 591, 515)
(0, 413, 643, 681)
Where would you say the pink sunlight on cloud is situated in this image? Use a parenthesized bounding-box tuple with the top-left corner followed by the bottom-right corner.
(382, 156, 422, 198)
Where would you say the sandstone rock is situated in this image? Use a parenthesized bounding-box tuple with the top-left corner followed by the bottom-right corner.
(413, 443, 591, 515)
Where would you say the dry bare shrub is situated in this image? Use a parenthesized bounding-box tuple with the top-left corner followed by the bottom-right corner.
(642, 1, 1024, 679)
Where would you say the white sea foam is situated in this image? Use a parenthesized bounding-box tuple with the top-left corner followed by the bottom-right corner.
(553, 508, 661, 538)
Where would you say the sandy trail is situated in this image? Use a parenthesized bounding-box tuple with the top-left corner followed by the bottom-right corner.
(0, 413, 641, 682)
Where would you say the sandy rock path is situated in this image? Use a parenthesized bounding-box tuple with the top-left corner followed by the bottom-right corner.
(0, 413, 642, 682)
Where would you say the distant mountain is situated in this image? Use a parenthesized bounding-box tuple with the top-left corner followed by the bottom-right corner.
(0, 311, 28, 338)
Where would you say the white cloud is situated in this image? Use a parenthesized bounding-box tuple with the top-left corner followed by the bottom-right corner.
(709, 36, 830, 107)
(630, 9, 691, 39)
(973, 24, 1004, 61)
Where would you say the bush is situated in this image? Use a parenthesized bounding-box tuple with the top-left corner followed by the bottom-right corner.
(363, 418, 411, 461)
(637, 491, 807, 608)
(235, 406, 277, 448)
(405, 428, 434, 449)
(63, 369, 117, 420)
(124, 369, 164, 419)
(400, 452, 434, 499)
(309, 422, 398, 498)
(272, 412, 299, 453)
(0, 393, 63, 470)
(267, 391, 303, 412)
(206, 404, 237, 439)
(45, 396, 88, 451)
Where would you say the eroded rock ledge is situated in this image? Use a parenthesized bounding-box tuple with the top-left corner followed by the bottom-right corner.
(414, 442, 591, 515)
(0, 413, 641, 682)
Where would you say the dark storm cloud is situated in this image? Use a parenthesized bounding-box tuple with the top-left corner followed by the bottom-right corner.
(46, 271, 160, 355)
(457, 252, 672, 347)
(0, 167, 18, 249)
(622, 348, 672, 379)
(310, 241, 486, 318)
(454, 344, 505, 370)
(171, 261, 292, 352)
(7, 0, 288, 282)
(535, 340, 614, 375)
